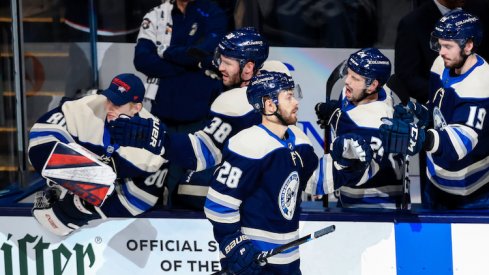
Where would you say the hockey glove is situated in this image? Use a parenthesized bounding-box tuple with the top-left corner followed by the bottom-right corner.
(32, 186, 101, 236)
(331, 134, 373, 169)
(393, 103, 414, 123)
(109, 115, 167, 156)
(220, 232, 263, 275)
(407, 101, 430, 129)
(379, 118, 426, 156)
(315, 100, 340, 129)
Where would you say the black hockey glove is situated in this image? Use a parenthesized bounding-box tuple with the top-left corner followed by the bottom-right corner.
(315, 100, 340, 129)
(331, 134, 373, 169)
(393, 103, 414, 123)
(407, 101, 431, 129)
(219, 232, 263, 275)
(379, 118, 430, 156)
(109, 115, 166, 156)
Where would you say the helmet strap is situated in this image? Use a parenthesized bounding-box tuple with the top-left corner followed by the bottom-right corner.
(352, 87, 379, 105)
(262, 101, 288, 126)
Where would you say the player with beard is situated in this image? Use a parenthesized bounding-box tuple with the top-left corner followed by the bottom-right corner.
(109, 28, 288, 209)
(204, 71, 318, 274)
(380, 10, 489, 209)
(310, 47, 405, 209)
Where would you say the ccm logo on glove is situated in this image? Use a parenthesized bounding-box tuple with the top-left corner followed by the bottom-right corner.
(224, 235, 250, 254)
(408, 126, 418, 153)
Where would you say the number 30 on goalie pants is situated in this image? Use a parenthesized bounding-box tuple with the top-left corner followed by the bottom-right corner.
(41, 142, 116, 207)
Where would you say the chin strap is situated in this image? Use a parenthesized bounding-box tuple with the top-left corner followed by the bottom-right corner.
(263, 109, 288, 126)
(352, 88, 379, 105)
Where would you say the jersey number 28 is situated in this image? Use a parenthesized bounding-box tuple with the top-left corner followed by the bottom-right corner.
(216, 161, 242, 188)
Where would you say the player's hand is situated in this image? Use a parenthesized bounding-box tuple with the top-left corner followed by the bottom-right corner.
(393, 103, 414, 123)
(331, 134, 373, 168)
(407, 101, 430, 128)
(315, 100, 340, 129)
(379, 118, 425, 156)
(198, 58, 221, 80)
(220, 232, 263, 275)
(109, 115, 166, 156)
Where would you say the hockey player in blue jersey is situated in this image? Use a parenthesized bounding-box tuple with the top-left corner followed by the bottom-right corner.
(29, 74, 166, 236)
(204, 71, 318, 274)
(380, 10, 489, 209)
(310, 48, 405, 209)
(109, 27, 273, 208)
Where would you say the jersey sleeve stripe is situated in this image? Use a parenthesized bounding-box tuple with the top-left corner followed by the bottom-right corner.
(444, 124, 478, 160)
(120, 179, 157, 212)
(427, 155, 489, 195)
(29, 128, 75, 145)
(427, 153, 489, 180)
(241, 227, 299, 243)
(203, 207, 240, 224)
(207, 187, 242, 209)
(124, 178, 159, 206)
(192, 131, 222, 171)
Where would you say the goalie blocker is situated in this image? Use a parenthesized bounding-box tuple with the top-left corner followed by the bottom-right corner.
(41, 142, 116, 207)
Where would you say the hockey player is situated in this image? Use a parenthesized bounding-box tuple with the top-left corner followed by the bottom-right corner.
(380, 10, 489, 209)
(109, 27, 270, 208)
(29, 73, 166, 236)
(309, 48, 405, 209)
(204, 71, 318, 274)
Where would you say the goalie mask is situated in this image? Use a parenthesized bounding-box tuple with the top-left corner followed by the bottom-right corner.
(247, 71, 299, 112)
(213, 27, 269, 72)
(430, 10, 483, 53)
(345, 48, 391, 88)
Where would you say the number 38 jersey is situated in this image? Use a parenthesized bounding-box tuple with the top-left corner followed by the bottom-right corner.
(165, 87, 261, 171)
(204, 124, 318, 271)
(426, 55, 489, 207)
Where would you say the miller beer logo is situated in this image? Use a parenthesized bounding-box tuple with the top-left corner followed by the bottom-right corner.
(1, 233, 96, 275)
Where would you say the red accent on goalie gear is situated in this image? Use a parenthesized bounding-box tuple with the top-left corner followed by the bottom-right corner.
(60, 180, 111, 207)
(46, 153, 97, 168)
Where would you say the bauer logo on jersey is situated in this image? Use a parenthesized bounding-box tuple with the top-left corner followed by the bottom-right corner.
(278, 171, 300, 220)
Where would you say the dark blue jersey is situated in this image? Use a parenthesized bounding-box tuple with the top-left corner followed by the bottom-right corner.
(204, 124, 318, 273)
(134, 0, 227, 123)
(28, 95, 167, 216)
(307, 88, 404, 209)
(165, 87, 262, 171)
(425, 55, 489, 209)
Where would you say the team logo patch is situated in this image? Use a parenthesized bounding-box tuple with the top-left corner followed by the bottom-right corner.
(433, 107, 447, 130)
(141, 19, 150, 30)
(278, 171, 300, 220)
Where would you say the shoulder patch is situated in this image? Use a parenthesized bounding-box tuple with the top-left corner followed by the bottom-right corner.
(211, 87, 254, 117)
(228, 126, 283, 159)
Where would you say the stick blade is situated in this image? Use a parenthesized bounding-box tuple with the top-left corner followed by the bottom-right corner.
(314, 225, 336, 239)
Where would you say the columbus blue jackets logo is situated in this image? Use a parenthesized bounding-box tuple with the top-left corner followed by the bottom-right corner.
(278, 171, 300, 220)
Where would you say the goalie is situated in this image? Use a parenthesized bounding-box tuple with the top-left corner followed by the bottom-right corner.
(28, 73, 166, 236)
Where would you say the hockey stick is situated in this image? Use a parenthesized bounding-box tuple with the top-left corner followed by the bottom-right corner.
(324, 60, 346, 153)
(212, 225, 336, 275)
(401, 155, 411, 210)
(386, 74, 411, 210)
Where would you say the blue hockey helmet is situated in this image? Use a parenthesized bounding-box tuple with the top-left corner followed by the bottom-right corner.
(214, 27, 269, 71)
(346, 48, 391, 87)
(430, 10, 483, 52)
(247, 71, 296, 112)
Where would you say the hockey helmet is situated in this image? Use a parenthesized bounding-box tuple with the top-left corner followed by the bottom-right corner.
(247, 71, 296, 112)
(345, 48, 391, 87)
(430, 10, 483, 52)
(214, 27, 269, 71)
